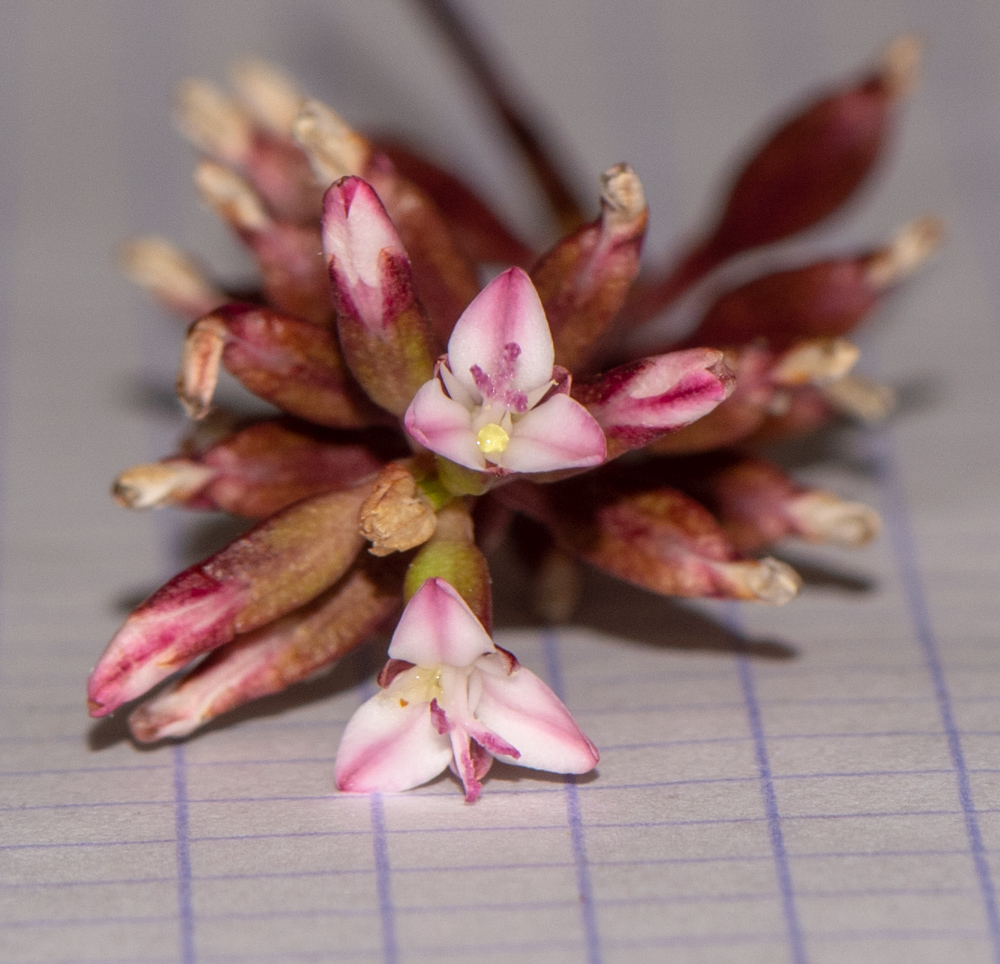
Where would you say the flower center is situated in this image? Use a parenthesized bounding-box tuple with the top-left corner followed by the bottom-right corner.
(389, 666, 443, 706)
(476, 423, 510, 455)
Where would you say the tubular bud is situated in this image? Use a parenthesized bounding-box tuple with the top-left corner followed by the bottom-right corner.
(502, 480, 799, 605)
(322, 177, 440, 414)
(572, 348, 735, 459)
(403, 501, 493, 630)
(690, 454, 880, 552)
(531, 164, 648, 371)
(116, 420, 385, 518)
(195, 160, 331, 325)
(88, 483, 373, 716)
(177, 304, 382, 428)
(127, 559, 401, 742)
(296, 102, 480, 339)
(119, 237, 226, 320)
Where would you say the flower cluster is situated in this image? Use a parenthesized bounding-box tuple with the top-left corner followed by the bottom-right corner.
(92, 28, 938, 799)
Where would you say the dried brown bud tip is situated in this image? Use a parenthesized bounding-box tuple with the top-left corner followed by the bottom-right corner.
(174, 78, 254, 166)
(228, 58, 305, 134)
(821, 373, 897, 422)
(865, 215, 944, 288)
(771, 338, 860, 386)
(360, 464, 438, 556)
(787, 492, 882, 547)
(292, 99, 370, 184)
(112, 460, 215, 509)
(118, 237, 226, 319)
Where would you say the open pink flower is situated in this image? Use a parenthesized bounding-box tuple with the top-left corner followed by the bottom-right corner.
(334, 577, 599, 801)
(403, 267, 607, 474)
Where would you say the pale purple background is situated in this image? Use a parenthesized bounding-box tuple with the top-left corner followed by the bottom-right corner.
(1, 2, 999, 963)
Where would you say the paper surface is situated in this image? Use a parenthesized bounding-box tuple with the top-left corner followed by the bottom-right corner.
(2, 1, 1000, 962)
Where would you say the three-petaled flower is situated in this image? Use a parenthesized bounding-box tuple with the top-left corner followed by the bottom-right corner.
(404, 267, 607, 474)
(334, 577, 599, 801)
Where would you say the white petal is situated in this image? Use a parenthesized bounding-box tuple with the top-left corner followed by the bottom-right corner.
(404, 378, 485, 471)
(500, 394, 607, 473)
(388, 578, 495, 667)
(334, 695, 452, 794)
(447, 268, 554, 397)
(472, 664, 599, 774)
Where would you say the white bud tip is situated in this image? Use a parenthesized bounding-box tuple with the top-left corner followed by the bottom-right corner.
(292, 99, 368, 184)
(866, 216, 945, 288)
(773, 338, 860, 387)
(821, 374, 897, 422)
(194, 160, 271, 232)
(178, 317, 228, 419)
(174, 78, 253, 164)
(742, 558, 802, 605)
(880, 34, 923, 99)
(228, 57, 305, 134)
(118, 236, 223, 311)
(112, 461, 214, 509)
(601, 163, 646, 229)
(788, 492, 882, 547)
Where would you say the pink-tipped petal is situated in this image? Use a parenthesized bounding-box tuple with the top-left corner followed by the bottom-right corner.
(449, 729, 482, 802)
(388, 578, 495, 667)
(447, 268, 554, 397)
(404, 378, 485, 471)
(501, 395, 607, 473)
(335, 694, 452, 794)
(473, 664, 599, 774)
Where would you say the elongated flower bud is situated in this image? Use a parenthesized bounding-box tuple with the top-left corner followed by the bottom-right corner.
(322, 177, 441, 414)
(501, 480, 800, 605)
(403, 502, 493, 630)
(177, 304, 383, 428)
(531, 164, 648, 370)
(690, 216, 943, 348)
(175, 77, 320, 224)
(113, 419, 385, 518)
(683, 454, 881, 552)
(296, 102, 480, 338)
(128, 559, 401, 742)
(88, 483, 372, 716)
(630, 35, 921, 322)
(119, 237, 226, 320)
(573, 348, 734, 459)
(708, 35, 921, 257)
(374, 139, 534, 268)
(194, 161, 331, 325)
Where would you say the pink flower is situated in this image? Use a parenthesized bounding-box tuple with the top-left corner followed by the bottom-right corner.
(334, 577, 599, 801)
(403, 267, 607, 474)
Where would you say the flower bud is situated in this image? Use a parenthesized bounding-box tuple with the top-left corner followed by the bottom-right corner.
(194, 161, 331, 326)
(113, 419, 385, 518)
(118, 237, 226, 320)
(127, 559, 401, 742)
(359, 463, 439, 556)
(88, 483, 373, 716)
(177, 304, 383, 428)
(573, 348, 734, 459)
(531, 164, 648, 370)
(690, 216, 943, 348)
(322, 177, 440, 415)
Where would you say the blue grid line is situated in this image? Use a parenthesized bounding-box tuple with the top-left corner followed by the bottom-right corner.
(876, 427, 1000, 961)
(735, 643, 808, 964)
(172, 744, 196, 964)
(370, 793, 399, 964)
(542, 630, 602, 964)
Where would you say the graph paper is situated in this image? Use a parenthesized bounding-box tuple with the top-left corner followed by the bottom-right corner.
(2, 1, 999, 962)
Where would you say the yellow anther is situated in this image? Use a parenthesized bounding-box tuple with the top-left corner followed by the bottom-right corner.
(476, 423, 510, 455)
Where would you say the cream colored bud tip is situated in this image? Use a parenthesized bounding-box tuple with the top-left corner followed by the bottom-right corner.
(880, 33, 923, 99)
(228, 57, 304, 134)
(773, 338, 860, 387)
(112, 461, 214, 509)
(744, 558, 802, 606)
(118, 236, 221, 304)
(867, 216, 945, 288)
(821, 374, 897, 423)
(292, 99, 367, 183)
(173, 78, 253, 163)
(194, 159, 271, 231)
(601, 163, 646, 225)
(789, 493, 882, 547)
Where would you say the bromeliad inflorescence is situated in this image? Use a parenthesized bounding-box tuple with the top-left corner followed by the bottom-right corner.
(91, 14, 940, 800)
